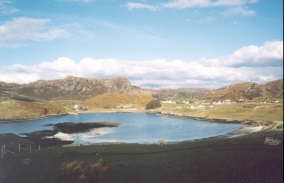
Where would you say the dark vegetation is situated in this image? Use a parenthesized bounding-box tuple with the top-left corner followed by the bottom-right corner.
(0, 131, 282, 183)
(8, 131, 73, 149)
(52, 122, 120, 133)
(145, 99, 161, 110)
(9, 92, 39, 102)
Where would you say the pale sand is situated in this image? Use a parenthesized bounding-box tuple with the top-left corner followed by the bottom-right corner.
(226, 125, 265, 138)
(46, 127, 114, 141)
(239, 126, 265, 133)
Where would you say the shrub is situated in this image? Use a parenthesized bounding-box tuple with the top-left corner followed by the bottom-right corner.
(145, 100, 161, 110)
(56, 158, 107, 183)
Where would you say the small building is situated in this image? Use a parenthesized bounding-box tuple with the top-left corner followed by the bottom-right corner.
(224, 100, 231, 104)
(196, 105, 205, 109)
(73, 104, 79, 110)
(213, 101, 222, 104)
(162, 100, 175, 104)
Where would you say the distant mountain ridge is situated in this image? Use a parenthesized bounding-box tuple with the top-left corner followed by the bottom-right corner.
(0, 76, 282, 102)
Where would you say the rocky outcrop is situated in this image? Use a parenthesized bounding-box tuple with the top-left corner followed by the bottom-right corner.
(264, 137, 281, 145)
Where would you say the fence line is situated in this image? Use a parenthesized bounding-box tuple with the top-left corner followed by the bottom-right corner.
(0, 144, 44, 158)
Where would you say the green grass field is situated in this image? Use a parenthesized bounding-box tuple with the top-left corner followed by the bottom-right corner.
(0, 131, 282, 183)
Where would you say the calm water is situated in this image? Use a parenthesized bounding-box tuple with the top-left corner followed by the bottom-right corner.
(0, 112, 243, 144)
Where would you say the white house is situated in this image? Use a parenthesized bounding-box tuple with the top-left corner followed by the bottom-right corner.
(213, 101, 222, 104)
(224, 100, 231, 104)
(162, 100, 175, 104)
(73, 104, 79, 110)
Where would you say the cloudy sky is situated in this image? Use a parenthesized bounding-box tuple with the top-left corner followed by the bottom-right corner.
(0, 0, 283, 88)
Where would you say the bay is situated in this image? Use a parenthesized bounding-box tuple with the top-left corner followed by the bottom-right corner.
(0, 112, 244, 144)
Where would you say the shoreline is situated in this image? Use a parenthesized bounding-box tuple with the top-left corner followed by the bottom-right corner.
(0, 118, 279, 149)
(0, 107, 273, 125)
(0, 109, 145, 122)
(0, 108, 280, 147)
(60, 125, 269, 147)
(51, 120, 270, 146)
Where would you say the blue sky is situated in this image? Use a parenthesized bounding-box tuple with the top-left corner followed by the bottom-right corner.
(0, 0, 283, 88)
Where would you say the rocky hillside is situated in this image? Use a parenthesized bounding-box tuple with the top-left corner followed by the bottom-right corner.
(198, 79, 283, 101)
(144, 88, 211, 101)
(0, 76, 137, 100)
(0, 76, 282, 102)
(81, 93, 153, 109)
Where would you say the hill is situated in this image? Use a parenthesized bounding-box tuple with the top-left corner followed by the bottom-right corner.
(0, 76, 152, 120)
(0, 77, 282, 121)
(1, 77, 282, 102)
(0, 100, 67, 121)
(0, 76, 136, 101)
(144, 88, 211, 101)
(81, 93, 153, 109)
(198, 79, 283, 101)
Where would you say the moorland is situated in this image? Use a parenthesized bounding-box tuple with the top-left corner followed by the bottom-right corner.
(0, 76, 283, 182)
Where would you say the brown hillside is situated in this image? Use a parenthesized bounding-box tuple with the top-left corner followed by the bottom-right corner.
(0, 76, 136, 100)
(198, 79, 283, 101)
(18, 101, 67, 115)
(263, 79, 283, 99)
(0, 77, 282, 103)
(144, 88, 211, 100)
(81, 93, 154, 109)
(0, 100, 67, 120)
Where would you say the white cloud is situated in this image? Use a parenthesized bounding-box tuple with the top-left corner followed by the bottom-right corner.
(0, 17, 69, 48)
(0, 41, 282, 88)
(221, 6, 255, 16)
(163, 0, 257, 9)
(199, 17, 216, 22)
(164, 0, 211, 8)
(0, 0, 18, 14)
(126, 2, 160, 11)
(201, 41, 283, 67)
(211, 0, 257, 6)
(57, 0, 96, 2)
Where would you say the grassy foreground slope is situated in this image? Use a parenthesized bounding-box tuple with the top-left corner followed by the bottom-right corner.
(0, 131, 282, 183)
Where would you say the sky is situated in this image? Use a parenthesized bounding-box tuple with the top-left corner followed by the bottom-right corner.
(0, 0, 283, 88)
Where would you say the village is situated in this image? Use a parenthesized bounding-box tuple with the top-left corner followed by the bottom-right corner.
(161, 98, 282, 110)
